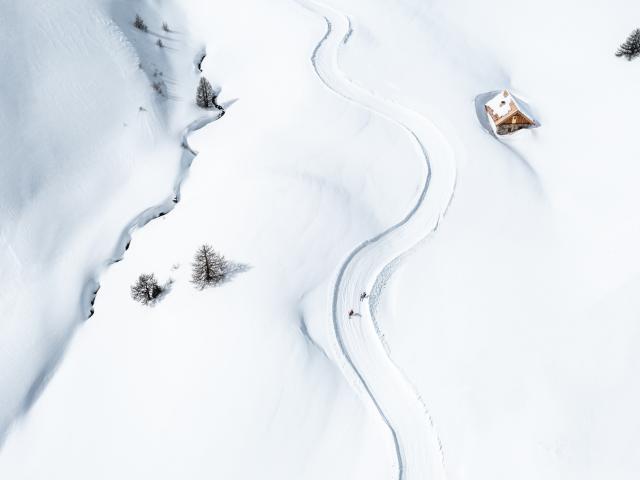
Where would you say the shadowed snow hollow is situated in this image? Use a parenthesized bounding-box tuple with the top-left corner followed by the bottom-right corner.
(0, 0, 203, 438)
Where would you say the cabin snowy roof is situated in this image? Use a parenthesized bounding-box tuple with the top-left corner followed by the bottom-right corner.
(484, 90, 534, 126)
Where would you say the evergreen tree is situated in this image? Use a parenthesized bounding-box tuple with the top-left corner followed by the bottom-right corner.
(191, 245, 228, 289)
(616, 29, 640, 60)
(130, 273, 163, 305)
(196, 77, 215, 108)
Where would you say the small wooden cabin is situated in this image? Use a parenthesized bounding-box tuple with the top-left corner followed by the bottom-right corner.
(485, 90, 535, 135)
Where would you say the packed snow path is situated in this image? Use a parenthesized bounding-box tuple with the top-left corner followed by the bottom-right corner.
(297, 1, 457, 479)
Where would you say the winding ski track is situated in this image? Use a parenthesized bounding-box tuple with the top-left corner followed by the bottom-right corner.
(297, 2, 457, 479)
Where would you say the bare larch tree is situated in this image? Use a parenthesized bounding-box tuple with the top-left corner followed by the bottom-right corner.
(191, 244, 228, 289)
(196, 77, 218, 109)
(131, 273, 163, 305)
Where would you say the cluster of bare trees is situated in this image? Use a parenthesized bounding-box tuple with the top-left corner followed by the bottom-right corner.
(128, 14, 228, 306)
(133, 15, 223, 111)
(133, 14, 170, 34)
(132, 14, 174, 101)
(130, 245, 230, 306)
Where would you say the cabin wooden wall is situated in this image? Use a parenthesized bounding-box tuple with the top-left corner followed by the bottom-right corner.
(507, 113, 533, 125)
(497, 123, 528, 135)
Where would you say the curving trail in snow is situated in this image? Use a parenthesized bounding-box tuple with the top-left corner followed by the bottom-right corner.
(296, 1, 457, 479)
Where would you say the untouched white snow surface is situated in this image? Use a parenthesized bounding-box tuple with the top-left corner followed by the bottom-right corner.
(3, 0, 640, 479)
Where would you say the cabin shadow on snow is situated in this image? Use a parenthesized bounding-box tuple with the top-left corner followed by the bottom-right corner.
(474, 90, 543, 191)
(474, 90, 502, 136)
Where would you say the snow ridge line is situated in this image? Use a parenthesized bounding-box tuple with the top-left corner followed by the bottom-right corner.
(2, 109, 224, 447)
(296, 2, 456, 479)
(85, 110, 224, 317)
(89, 110, 224, 315)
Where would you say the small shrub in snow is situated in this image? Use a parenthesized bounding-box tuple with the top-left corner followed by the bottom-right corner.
(157, 39, 164, 48)
(131, 273, 163, 305)
(152, 81, 166, 96)
(191, 244, 228, 289)
(134, 14, 148, 32)
(616, 29, 640, 60)
(196, 77, 217, 109)
(162, 22, 170, 32)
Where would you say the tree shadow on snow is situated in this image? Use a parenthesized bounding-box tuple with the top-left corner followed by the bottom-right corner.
(218, 262, 251, 287)
(152, 279, 175, 305)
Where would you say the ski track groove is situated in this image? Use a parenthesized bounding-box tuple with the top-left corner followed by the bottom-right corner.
(297, 1, 457, 479)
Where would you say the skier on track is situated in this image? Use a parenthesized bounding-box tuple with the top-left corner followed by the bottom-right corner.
(359, 292, 367, 301)
(348, 309, 355, 318)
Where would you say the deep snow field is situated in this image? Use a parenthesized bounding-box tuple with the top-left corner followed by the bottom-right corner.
(0, 0, 200, 441)
(2, 0, 640, 479)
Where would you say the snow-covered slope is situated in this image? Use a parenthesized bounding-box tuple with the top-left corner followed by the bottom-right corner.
(329, 0, 640, 478)
(0, 0, 210, 438)
(0, 0, 417, 478)
(3, 0, 640, 479)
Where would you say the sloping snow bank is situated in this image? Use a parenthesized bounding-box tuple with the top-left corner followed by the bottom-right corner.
(328, 0, 640, 478)
(0, 0, 433, 478)
(0, 0, 205, 438)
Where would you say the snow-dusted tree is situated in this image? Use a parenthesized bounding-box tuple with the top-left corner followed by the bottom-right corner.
(130, 273, 163, 305)
(191, 245, 228, 289)
(162, 21, 170, 32)
(196, 77, 216, 108)
(616, 29, 640, 60)
(134, 14, 148, 32)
